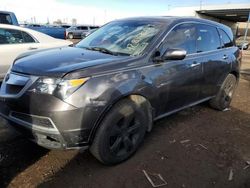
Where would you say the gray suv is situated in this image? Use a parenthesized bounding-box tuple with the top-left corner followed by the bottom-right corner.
(0, 17, 241, 165)
(66, 25, 99, 39)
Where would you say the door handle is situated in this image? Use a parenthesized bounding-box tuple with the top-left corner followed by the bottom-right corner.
(190, 61, 200, 68)
(28, 47, 38, 50)
(223, 55, 228, 60)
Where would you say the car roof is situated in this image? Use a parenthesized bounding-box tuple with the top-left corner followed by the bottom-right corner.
(117, 16, 226, 27)
(115, 16, 233, 39)
(0, 11, 14, 14)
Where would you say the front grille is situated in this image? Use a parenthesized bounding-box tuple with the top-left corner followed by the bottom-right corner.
(0, 73, 31, 96)
(10, 112, 54, 128)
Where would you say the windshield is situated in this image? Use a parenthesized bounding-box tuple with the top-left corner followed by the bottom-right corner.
(76, 20, 164, 56)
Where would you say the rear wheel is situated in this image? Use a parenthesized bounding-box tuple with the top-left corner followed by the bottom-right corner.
(209, 74, 237, 111)
(90, 98, 148, 165)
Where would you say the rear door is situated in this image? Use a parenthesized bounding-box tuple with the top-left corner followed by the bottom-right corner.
(76, 26, 88, 38)
(0, 28, 37, 79)
(155, 23, 203, 113)
(195, 24, 231, 98)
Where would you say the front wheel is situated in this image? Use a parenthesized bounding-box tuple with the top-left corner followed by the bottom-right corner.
(68, 33, 74, 39)
(90, 98, 149, 165)
(209, 74, 237, 111)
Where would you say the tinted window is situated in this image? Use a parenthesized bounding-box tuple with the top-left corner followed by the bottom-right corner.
(90, 26, 99, 29)
(162, 23, 197, 54)
(61, 25, 71, 29)
(0, 28, 32, 44)
(196, 24, 221, 52)
(0, 13, 12, 25)
(78, 26, 88, 30)
(219, 29, 233, 48)
(22, 31, 36, 43)
(0, 29, 8, 44)
(0, 28, 22, 44)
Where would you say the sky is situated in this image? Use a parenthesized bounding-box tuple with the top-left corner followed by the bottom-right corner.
(0, 0, 249, 25)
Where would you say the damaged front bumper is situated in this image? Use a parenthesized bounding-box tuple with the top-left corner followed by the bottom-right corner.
(0, 100, 89, 150)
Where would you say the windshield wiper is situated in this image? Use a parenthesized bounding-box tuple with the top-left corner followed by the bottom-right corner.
(84, 46, 130, 56)
(85, 46, 117, 55)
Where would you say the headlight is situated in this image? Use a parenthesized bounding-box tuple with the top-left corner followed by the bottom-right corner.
(30, 77, 89, 99)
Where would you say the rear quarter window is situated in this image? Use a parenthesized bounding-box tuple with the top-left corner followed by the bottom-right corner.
(218, 29, 234, 48)
(21, 31, 36, 43)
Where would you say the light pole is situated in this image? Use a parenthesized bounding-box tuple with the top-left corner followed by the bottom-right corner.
(242, 11, 250, 50)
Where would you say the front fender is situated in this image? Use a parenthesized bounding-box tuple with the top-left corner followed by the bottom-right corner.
(64, 69, 158, 142)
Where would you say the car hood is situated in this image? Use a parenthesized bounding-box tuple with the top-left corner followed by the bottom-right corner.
(12, 47, 133, 77)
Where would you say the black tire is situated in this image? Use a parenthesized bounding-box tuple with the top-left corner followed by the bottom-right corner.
(90, 98, 149, 165)
(209, 74, 237, 111)
(68, 33, 74, 39)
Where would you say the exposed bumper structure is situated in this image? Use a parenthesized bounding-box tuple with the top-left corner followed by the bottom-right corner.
(0, 100, 90, 150)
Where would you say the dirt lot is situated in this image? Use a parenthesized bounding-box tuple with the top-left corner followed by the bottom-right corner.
(0, 50, 250, 188)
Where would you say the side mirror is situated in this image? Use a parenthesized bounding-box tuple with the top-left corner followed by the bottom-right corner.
(163, 48, 187, 60)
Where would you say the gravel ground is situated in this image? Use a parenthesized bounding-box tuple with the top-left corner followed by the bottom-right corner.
(0, 49, 250, 188)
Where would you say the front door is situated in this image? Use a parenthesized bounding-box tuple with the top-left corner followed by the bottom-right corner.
(154, 23, 203, 114)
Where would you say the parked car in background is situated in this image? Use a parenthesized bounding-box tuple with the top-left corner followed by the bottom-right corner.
(25, 24, 67, 39)
(81, 28, 98, 39)
(66, 25, 99, 39)
(0, 11, 19, 26)
(0, 11, 67, 39)
(236, 36, 249, 50)
(0, 24, 72, 80)
(0, 17, 240, 165)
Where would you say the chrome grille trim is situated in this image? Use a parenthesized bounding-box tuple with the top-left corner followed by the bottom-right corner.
(0, 72, 38, 98)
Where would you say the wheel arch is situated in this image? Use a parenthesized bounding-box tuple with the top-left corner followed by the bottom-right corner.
(230, 71, 240, 80)
(88, 93, 154, 144)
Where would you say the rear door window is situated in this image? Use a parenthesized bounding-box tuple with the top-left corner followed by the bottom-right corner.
(162, 23, 197, 54)
(218, 29, 233, 48)
(196, 24, 221, 53)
